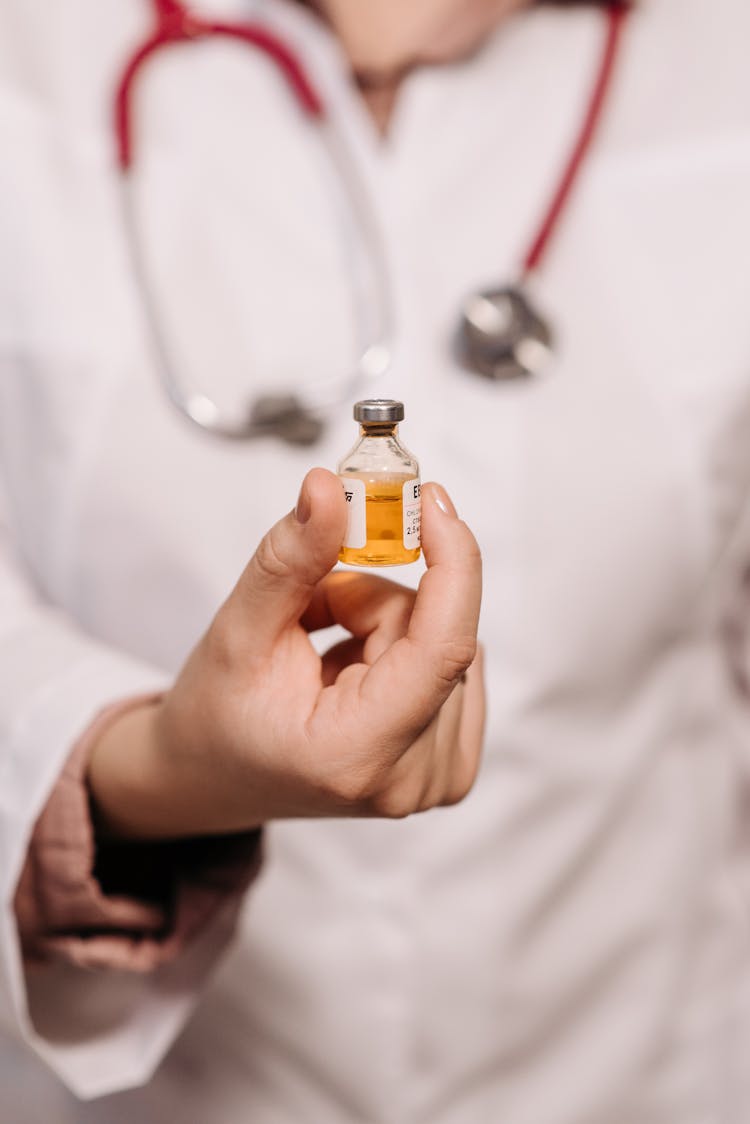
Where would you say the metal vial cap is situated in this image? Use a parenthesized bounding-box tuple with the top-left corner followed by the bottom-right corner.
(353, 399, 404, 424)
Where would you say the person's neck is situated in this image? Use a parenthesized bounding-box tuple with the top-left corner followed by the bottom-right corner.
(297, 0, 529, 132)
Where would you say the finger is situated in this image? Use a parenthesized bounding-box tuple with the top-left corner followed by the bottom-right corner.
(321, 636, 365, 686)
(301, 572, 415, 637)
(445, 643, 486, 804)
(372, 644, 486, 815)
(407, 483, 482, 653)
(364, 677, 465, 817)
(335, 572, 416, 665)
(413, 646, 485, 810)
(319, 584, 416, 684)
(402, 681, 465, 809)
(426, 682, 467, 807)
(226, 468, 347, 655)
(360, 483, 482, 744)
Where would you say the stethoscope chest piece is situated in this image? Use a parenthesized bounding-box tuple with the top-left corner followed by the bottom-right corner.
(248, 394, 325, 446)
(457, 285, 553, 380)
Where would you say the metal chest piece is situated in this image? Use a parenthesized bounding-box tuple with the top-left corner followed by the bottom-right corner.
(457, 285, 553, 380)
(248, 394, 325, 445)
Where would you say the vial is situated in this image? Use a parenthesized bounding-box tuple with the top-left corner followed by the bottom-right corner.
(338, 399, 421, 566)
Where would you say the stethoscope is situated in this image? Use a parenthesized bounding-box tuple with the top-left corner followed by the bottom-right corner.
(116, 0, 631, 444)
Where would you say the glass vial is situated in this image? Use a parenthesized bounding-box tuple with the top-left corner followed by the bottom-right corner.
(338, 399, 421, 566)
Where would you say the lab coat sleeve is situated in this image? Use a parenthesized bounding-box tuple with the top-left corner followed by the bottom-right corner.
(0, 493, 254, 1099)
(14, 696, 261, 972)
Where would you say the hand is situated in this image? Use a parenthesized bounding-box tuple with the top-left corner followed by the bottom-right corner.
(88, 469, 484, 838)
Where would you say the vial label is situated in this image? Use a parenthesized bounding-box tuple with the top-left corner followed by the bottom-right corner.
(340, 476, 367, 549)
(403, 479, 421, 550)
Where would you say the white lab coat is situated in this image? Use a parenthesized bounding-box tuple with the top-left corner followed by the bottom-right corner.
(1, 0, 749, 1120)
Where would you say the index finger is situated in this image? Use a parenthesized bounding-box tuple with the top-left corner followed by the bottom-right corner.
(359, 482, 482, 743)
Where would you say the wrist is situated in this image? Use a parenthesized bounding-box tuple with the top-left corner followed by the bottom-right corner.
(87, 699, 179, 839)
(87, 696, 265, 839)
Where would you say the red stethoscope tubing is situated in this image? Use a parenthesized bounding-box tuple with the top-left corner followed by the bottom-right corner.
(115, 0, 631, 275)
(522, 2, 630, 275)
(115, 0, 325, 171)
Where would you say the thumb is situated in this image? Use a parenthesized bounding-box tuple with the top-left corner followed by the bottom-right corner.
(229, 468, 347, 653)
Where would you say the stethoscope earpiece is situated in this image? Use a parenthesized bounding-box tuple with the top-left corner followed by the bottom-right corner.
(458, 285, 554, 380)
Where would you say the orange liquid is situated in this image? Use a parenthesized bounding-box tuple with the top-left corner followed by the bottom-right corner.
(339, 478, 421, 566)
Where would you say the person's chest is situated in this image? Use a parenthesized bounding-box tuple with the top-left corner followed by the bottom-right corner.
(1, 0, 749, 689)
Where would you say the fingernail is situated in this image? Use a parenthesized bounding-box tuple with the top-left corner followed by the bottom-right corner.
(295, 482, 312, 524)
(432, 484, 458, 518)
